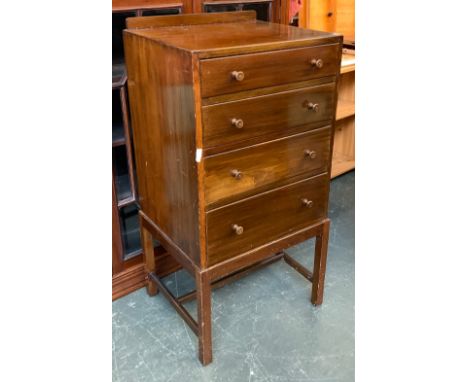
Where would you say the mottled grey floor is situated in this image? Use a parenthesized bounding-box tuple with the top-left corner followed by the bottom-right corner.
(113, 171, 354, 382)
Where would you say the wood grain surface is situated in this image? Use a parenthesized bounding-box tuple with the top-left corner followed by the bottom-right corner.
(204, 128, 331, 207)
(124, 32, 201, 263)
(202, 82, 336, 147)
(206, 174, 329, 265)
(200, 44, 340, 97)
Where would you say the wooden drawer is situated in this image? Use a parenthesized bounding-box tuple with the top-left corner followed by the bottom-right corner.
(202, 82, 335, 148)
(206, 174, 329, 265)
(204, 128, 331, 207)
(200, 44, 341, 98)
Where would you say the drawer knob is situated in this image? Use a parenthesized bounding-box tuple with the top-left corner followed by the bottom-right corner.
(302, 198, 314, 208)
(230, 169, 243, 180)
(306, 102, 319, 112)
(231, 118, 244, 129)
(231, 71, 245, 81)
(232, 224, 244, 235)
(304, 149, 317, 159)
(310, 58, 324, 68)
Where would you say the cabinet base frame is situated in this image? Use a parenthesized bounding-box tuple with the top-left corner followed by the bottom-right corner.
(139, 211, 330, 365)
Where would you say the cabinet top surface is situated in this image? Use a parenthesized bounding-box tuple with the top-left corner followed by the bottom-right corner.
(125, 20, 341, 55)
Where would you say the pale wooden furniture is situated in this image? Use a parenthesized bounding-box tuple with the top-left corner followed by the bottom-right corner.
(112, 1, 185, 300)
(302, 0, 354, 42)
(298, 0, 355, 178)
(332, 48, 354, 177)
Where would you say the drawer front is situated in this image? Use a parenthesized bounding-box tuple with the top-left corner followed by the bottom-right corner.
(204, 128, 331, 207)
(202, 83, 335, 148)
(200, 44, 341, 98)
(206, 174, 329, 265)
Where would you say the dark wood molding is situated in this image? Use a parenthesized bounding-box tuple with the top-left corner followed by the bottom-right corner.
(113, 263, 146, 300)
(112, 250, 181, 300)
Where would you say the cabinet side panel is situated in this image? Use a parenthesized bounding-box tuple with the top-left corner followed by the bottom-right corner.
(124, 33, 200, 264)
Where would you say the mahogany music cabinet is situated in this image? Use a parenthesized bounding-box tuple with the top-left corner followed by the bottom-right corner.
(124, 11, 342, 365)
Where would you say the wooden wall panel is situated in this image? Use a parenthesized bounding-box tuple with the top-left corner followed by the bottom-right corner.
(306, 0, 354, 42)
(335, 0, 354, 41)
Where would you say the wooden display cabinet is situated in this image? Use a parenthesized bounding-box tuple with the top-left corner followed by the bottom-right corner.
(299, 0, 355, 178)
(202, 0, 273, 22)
(112, 1, 184, 300)
(332, 48, 354, 177)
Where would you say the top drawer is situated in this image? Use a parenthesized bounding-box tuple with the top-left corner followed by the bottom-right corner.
(200, 44, 341, 98)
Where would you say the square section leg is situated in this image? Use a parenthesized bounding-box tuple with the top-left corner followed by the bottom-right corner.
(139, 214, 158, 296)
(196, 271, 212, 365)
(312, 219, 330, 305)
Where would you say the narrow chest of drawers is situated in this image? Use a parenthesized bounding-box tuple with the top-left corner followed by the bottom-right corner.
(124, 11, 342, 365)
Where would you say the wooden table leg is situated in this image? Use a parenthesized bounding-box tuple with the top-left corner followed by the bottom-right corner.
(311, 219, 330, 305)
(196, 271, 212, 365)
(139, 214, 158, 296)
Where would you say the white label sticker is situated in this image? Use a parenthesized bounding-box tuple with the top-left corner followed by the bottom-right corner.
(195, 148, 203, 163)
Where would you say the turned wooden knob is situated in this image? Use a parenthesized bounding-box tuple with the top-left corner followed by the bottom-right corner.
(310, 58, 324, 68)
(306, 102, 319, 112)
(231, 71, 245, 81)
(304, 149, 317, 159)
(231, 118, 244, 129)
(232, 224, 244, 235)
(230, 169, 243, 180)
(302, 198, 314, 208)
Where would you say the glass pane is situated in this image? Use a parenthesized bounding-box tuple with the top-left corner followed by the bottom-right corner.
(113, 11, 136, 64)
(243, 3, 270, 21)
(119, 203, 162, 260)
(204, 3, 271, 21)
(112, 62, 126, 87)
(205, 4, 240, 13)
(112, 89, 125, 145)
(120, 204, 141, 259)
(141, 7, 181, 16)
(113, 145, 132, 202)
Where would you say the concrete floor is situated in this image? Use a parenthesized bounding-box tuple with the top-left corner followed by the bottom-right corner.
(113, 171, 354, 382)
